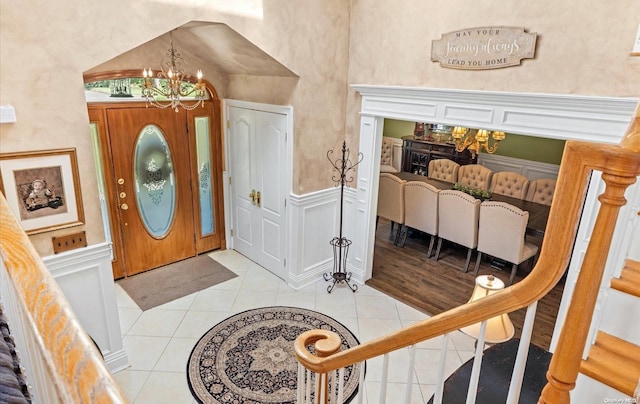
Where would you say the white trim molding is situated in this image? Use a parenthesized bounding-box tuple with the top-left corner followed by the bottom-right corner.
(477, 154, 559, 181)
(352, 85, 637, 142)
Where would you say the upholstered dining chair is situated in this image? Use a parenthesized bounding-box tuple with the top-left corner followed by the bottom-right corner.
(435, 190, 480, 272)
(380, 137, 400, 173)
(428, 159, 460, 183)
(377, 173, 406, 245)
(473, 201, 539, 285)
(457, 164, 493, 190)
(526, 178, 556, 206)
(401, 181, 439, 257)
(489, 171, 530, 199)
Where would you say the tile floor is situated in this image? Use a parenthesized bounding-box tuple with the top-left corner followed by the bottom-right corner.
(112, 249, 476, 403)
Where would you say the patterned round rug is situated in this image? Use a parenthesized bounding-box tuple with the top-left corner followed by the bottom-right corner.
(187, 306, 363, 403)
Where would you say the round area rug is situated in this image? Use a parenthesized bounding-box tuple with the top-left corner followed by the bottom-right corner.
(187, 306, 363, 403)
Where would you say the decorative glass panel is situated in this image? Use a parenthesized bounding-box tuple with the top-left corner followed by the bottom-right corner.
(134, 125, 176, 238)
(89, 123, 112, 258)
(195, 117, 214, 236)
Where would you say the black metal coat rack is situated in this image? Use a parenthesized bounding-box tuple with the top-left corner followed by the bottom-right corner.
(324, 141, 363, 293)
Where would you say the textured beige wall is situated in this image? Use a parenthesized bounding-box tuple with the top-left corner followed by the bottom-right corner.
(345, 0, 640, 140)
(0, 0, 350, 254)
(3, 0, 638, 255)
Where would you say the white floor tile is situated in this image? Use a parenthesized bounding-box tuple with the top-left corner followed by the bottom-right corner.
(127, 309, 186, 337)
(111, 249, 479, 404)
(229, 290, 278, 313)
(188, 288, 238, 312)
(173, 310, 229, 339)
(118, 306, 142, 336)
(355, 293, 401, 319)
(154, 337, 199, 372)
(111, 369, 150, 403)
(123, 335, 171, 371)
(134, 371, 194, 404)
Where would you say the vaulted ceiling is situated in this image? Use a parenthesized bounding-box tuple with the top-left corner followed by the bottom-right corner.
(85, 21, 298, 78)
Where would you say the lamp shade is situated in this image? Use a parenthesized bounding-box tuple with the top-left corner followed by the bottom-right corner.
(460, 275, 515, 344)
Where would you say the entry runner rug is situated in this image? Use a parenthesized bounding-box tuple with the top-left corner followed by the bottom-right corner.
(117, 254, 237, 311)
(187, 306, 363, 403)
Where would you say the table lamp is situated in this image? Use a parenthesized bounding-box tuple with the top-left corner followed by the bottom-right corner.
(460, 275, 515, 344)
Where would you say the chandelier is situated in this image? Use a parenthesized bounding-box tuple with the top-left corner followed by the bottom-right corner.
(142, 32, 206, 112)
(452, 126, 506, 158)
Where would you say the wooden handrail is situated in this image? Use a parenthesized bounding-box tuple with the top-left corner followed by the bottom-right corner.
(0, 194, 127, 403)
(295, 102, 640, 396)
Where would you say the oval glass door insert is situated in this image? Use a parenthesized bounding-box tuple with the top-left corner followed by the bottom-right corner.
(134, 124, 176, 238)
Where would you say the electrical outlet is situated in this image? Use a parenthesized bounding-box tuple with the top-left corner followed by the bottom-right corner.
(52, 231, 87, 254)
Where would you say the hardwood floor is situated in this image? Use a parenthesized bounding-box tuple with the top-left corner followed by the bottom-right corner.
(366, 218, 564, 350)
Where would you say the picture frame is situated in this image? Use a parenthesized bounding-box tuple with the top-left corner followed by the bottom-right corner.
(0, 148, 85, 235)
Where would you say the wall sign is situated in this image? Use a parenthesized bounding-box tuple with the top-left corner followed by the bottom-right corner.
(431, 26, 537, 70)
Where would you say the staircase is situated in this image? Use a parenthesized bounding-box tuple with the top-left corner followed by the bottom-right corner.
(295, 102, 640, 403)
(579, 258, 640, 397)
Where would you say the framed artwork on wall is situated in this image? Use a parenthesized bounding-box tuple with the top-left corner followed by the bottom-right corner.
(0, 148, 85, 235)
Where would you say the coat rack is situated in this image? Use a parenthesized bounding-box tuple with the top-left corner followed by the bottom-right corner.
(323, 141, 363, 293)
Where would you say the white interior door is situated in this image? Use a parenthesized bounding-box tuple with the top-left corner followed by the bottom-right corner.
(229, 106, 287, 278)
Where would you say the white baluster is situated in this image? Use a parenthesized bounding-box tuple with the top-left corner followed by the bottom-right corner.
(337, 367, 345, 403)
(506, 301, 538, 404)
(306, 368, 312, 403)
(298, 363, 305, 404)
(379, 353, 390, 404)
(433, 333, 450, 404)
(466, 320, 488, 404)
(403, 345, 416, 403)
(356, 361, 365, 404)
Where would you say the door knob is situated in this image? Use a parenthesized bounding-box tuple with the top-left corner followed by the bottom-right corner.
(256, 191, 261, 207)
(120, 203, 129, 210)
(249, 189, 256, 205)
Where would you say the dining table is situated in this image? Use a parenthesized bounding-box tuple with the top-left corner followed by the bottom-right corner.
(391, 171, 550, 238)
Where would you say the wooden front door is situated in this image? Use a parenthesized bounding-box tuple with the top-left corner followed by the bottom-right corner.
(107, 107, 196, 276)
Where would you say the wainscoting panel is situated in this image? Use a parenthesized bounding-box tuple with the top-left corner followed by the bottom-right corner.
(477, 154, 559, 180)
(43, 243, 128, 372)
(287, 188, 339, 289)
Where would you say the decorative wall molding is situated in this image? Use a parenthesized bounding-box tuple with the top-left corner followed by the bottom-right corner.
(42, 243, 128, 372)
(477, 153, 559, 180)
(286, 186, 366, 290)
(352, 85, 637, 143)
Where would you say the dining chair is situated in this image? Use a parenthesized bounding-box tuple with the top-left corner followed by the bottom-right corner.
(380, 137, 400, 173)
(489, 171, 530, 199)
(435, 190, 480, 272)
(473, 201, 539, 285)
(377, 173, 406, 245)
(428, 159, 460, 183)
(525, 178, 556, 206)
(400, 181, 439, 257)
(457, 164, 493, 190)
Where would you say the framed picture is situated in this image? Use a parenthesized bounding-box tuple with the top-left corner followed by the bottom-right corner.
(0, 148, 85, 235)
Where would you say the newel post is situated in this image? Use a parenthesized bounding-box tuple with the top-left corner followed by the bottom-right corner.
(295, 329, 342, 404)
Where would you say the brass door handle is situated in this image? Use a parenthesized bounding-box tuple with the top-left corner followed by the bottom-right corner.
(249, 189, 256, 205)
(256, 191, 261, 207)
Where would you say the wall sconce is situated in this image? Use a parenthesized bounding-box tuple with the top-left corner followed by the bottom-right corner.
(452, 126, 506, 158)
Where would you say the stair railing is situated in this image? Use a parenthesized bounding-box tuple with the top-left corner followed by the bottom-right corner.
(295, 102, 640, 403)
(0, 194, 127, 403)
